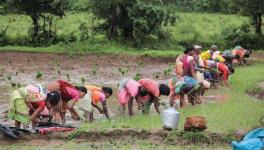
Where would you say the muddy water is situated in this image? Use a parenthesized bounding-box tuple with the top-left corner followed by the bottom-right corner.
(0, 51, 232, 126)
(0, 51, 176, 125)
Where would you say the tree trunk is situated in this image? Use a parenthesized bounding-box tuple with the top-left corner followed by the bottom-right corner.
(255, 13, 262, 35)
(31, 15, 39, 40)
(120, 5, 133, 39)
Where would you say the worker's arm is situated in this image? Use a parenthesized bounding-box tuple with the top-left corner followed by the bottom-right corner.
(223, 80, 231, 88)
(153, 97, 160, 114)
(92, 102, 104, 114)
(101, 101, 109, 119)
(189, 60, 196, 78)
(66, 100, 80, 120)
(68, 100, 77, 109)
(30, 106, 44, 122)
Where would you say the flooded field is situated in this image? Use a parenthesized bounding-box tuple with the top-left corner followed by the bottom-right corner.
(0, 51, 263, 126)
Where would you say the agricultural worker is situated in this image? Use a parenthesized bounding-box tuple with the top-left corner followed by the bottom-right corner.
(201, 45, 218, 61)
(89, 86, 113, 119)
(117, 78, 148, 116)
(46, 80, 87, 124)
(137, 78, 170, 114)
(175, 45, 196, 78)
(77, 89, 94, 122)
(8, 84, 60, 128)
(77, 84, 102, 122)
(193, 45, 205, 81)
(232, 46, 246, 64)
(222, 49, 234, 66)
(204, 61, 234, 88)
(212, 51, 225, 63)
(168, 76, 210, 108)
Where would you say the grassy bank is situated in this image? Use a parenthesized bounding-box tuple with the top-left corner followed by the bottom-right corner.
(76, 63, 264, 132)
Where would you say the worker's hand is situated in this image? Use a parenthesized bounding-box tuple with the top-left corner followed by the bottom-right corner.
(71, 113, 80, 121)
(67, 104, 73, 109)
(99, 110, 104, 114)
(30, 116, 39, 123)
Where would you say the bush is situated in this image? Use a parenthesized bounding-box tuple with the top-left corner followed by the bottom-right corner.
(221, 23, 264, 50)
(0, 25, 8, 46)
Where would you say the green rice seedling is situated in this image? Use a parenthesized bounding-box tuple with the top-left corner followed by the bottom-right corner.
(66, 73, 70, 81)
(80, 58, 84, 64)
(133, 73, 141, 81)
(7, 75, 12, 81)
(36, 71, 43, 79)
(138, 61, 143, 67)
(11, 82, 16, 87)
(17, 83, 21, 88)
(92, 64, 97, 75)
(81, 76, 85, 84)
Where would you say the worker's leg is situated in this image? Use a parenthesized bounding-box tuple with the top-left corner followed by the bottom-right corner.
(128, 97, 134, 116)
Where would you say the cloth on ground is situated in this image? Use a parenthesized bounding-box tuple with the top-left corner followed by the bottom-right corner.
(38, 127, 75, 135)
(232, 128, 264, 150)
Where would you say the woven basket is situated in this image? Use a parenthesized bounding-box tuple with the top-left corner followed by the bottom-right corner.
(184, 116, 207, 131)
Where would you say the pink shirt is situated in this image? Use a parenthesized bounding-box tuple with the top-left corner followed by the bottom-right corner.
(66, 87, 80, 101)
(138, 78, 160, 97)
(98, 91, 106, 102)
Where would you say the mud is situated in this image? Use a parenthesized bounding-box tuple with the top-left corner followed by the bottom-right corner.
(0, 51, 227, 125)
(0, 128, 241, 147)
(0, 51, 262, 127)
(247, 81, 264, 100)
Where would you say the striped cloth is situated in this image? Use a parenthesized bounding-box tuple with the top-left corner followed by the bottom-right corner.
(46, 81, 68, 113)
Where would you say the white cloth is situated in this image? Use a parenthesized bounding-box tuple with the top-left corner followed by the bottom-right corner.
(78, 91, 94, 112)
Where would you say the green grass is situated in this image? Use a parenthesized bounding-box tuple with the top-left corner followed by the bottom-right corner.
(76, 63, 264, 132)
(0, 12, 248, 56)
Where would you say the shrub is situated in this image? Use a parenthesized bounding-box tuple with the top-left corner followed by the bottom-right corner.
(221, 23, 264, 50)
(0, 25, 8, 46)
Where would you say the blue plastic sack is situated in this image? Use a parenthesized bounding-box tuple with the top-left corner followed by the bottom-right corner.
(232, 128, 264, 150)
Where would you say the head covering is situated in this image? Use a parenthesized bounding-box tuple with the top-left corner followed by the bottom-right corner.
(213, 51, 221, 55)
(210, 45, 218, 50)
(184, 45, 195, 54)
(234, 46, 242, 50)
(201, 80, 210, 89)
(194, 45, 202, 49)
(25, 84, 47, 102)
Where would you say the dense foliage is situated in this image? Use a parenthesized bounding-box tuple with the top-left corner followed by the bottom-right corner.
(90, 0, 177, 44)
(0, 0, 264, 50)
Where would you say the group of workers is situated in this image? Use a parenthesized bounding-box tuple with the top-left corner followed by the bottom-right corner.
(7, 44, 251, 129)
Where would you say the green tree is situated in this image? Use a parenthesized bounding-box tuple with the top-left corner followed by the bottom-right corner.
(90, 0, 176, 42)
(9, 0, 68, 43)
(232, 0, 264, 34)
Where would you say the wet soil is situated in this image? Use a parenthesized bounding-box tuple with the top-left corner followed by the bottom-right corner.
(0, 128, 240, 147)
(0, 51, 262, 142)
(246, 81, 264, 100)
(0, 51, 230, 125)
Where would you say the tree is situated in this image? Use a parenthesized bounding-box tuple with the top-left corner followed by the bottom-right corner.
(9, 0, 68, 43)
(232, 0, 264, 34)
(90, 0, 177, 42)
